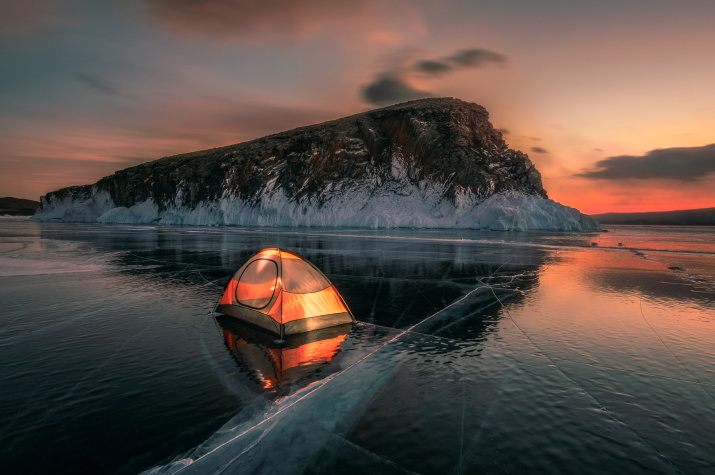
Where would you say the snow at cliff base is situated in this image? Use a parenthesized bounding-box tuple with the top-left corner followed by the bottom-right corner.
(31, 184, 600, 232)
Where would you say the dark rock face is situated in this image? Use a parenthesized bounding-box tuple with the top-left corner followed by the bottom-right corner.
(0, 197, 41, 216)
(39, 98, 546, 212)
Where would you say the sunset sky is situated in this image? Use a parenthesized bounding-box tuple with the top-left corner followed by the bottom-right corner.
(2, 0, 715, 214)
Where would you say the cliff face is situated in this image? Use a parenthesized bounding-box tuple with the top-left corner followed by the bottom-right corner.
(32, 98, 599, 231)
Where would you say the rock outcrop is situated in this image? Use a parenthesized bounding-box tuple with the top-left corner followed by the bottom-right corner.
(32, 98, 599, 231)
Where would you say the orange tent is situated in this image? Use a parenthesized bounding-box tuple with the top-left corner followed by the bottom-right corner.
(216, 248, 355, 337)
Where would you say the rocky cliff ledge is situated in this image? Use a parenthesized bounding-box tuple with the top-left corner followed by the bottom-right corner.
(32, 98, 599, 231)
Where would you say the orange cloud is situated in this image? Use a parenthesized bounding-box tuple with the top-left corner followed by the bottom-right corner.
(143, 0, 381, 39)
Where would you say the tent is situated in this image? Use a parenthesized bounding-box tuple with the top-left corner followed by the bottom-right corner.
(216, 248, 355, 337)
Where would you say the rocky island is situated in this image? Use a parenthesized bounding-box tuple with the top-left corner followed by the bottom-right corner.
(32, 98, 599, 231)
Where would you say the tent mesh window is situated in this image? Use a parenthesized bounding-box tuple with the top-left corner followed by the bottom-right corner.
(235, 259, 278, 309)
(281, 258, 330, 294)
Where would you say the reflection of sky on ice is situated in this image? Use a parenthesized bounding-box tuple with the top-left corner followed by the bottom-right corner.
(0, 219, 713, 474)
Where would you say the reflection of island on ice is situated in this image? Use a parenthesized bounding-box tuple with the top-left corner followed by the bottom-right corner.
(217, 316, 353, 399)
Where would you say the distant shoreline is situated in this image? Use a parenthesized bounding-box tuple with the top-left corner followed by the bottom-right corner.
(593, 207, 715, 226)
(0, 197, 40, 217)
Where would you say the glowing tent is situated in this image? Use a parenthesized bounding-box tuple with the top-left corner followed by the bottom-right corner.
(216, 248, 355, 337)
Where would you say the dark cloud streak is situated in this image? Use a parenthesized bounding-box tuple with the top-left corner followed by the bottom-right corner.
(448, 49, 506, 67)
(415, 60, 453, 75)
(363, 46, 507, 105)
(414, 48, 506, 76)
(362, 75, 431, 106)
(75, 73, 119, 95)
(576, 143, 715, 181)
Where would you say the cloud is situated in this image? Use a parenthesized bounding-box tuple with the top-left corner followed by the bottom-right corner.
(531, 147, 548, 154)
(576, 143, 715, 181)
(143, 0, 379, 39)
(75, 73, 119, 95)
(447, 49, 506, 68)
(362, 74, 431, 106)
(496, 128, 509, 135)
(362, 46, 507, 105)
(414, 60, 453, 76)
(414, 48, 506, 76)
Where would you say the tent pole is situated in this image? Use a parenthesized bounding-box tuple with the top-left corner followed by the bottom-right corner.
(275, 248, 285, 345)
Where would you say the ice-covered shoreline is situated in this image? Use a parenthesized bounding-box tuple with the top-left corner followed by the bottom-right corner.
(31, 185, 600, 232)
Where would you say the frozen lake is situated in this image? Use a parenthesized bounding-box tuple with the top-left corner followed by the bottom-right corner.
(1, 218, 714, 474)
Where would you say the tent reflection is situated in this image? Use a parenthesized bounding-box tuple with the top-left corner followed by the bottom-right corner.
(217, 316, 352, 398)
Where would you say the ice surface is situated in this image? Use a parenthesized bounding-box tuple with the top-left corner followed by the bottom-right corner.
(3, 220, 714, 474)
(0, 255, 111, 276)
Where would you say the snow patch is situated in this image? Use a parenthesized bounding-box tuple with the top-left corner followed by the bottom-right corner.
(97, 199, 160, 224)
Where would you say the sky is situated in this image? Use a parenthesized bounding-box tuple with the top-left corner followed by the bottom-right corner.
(1, 0, 715, 214)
